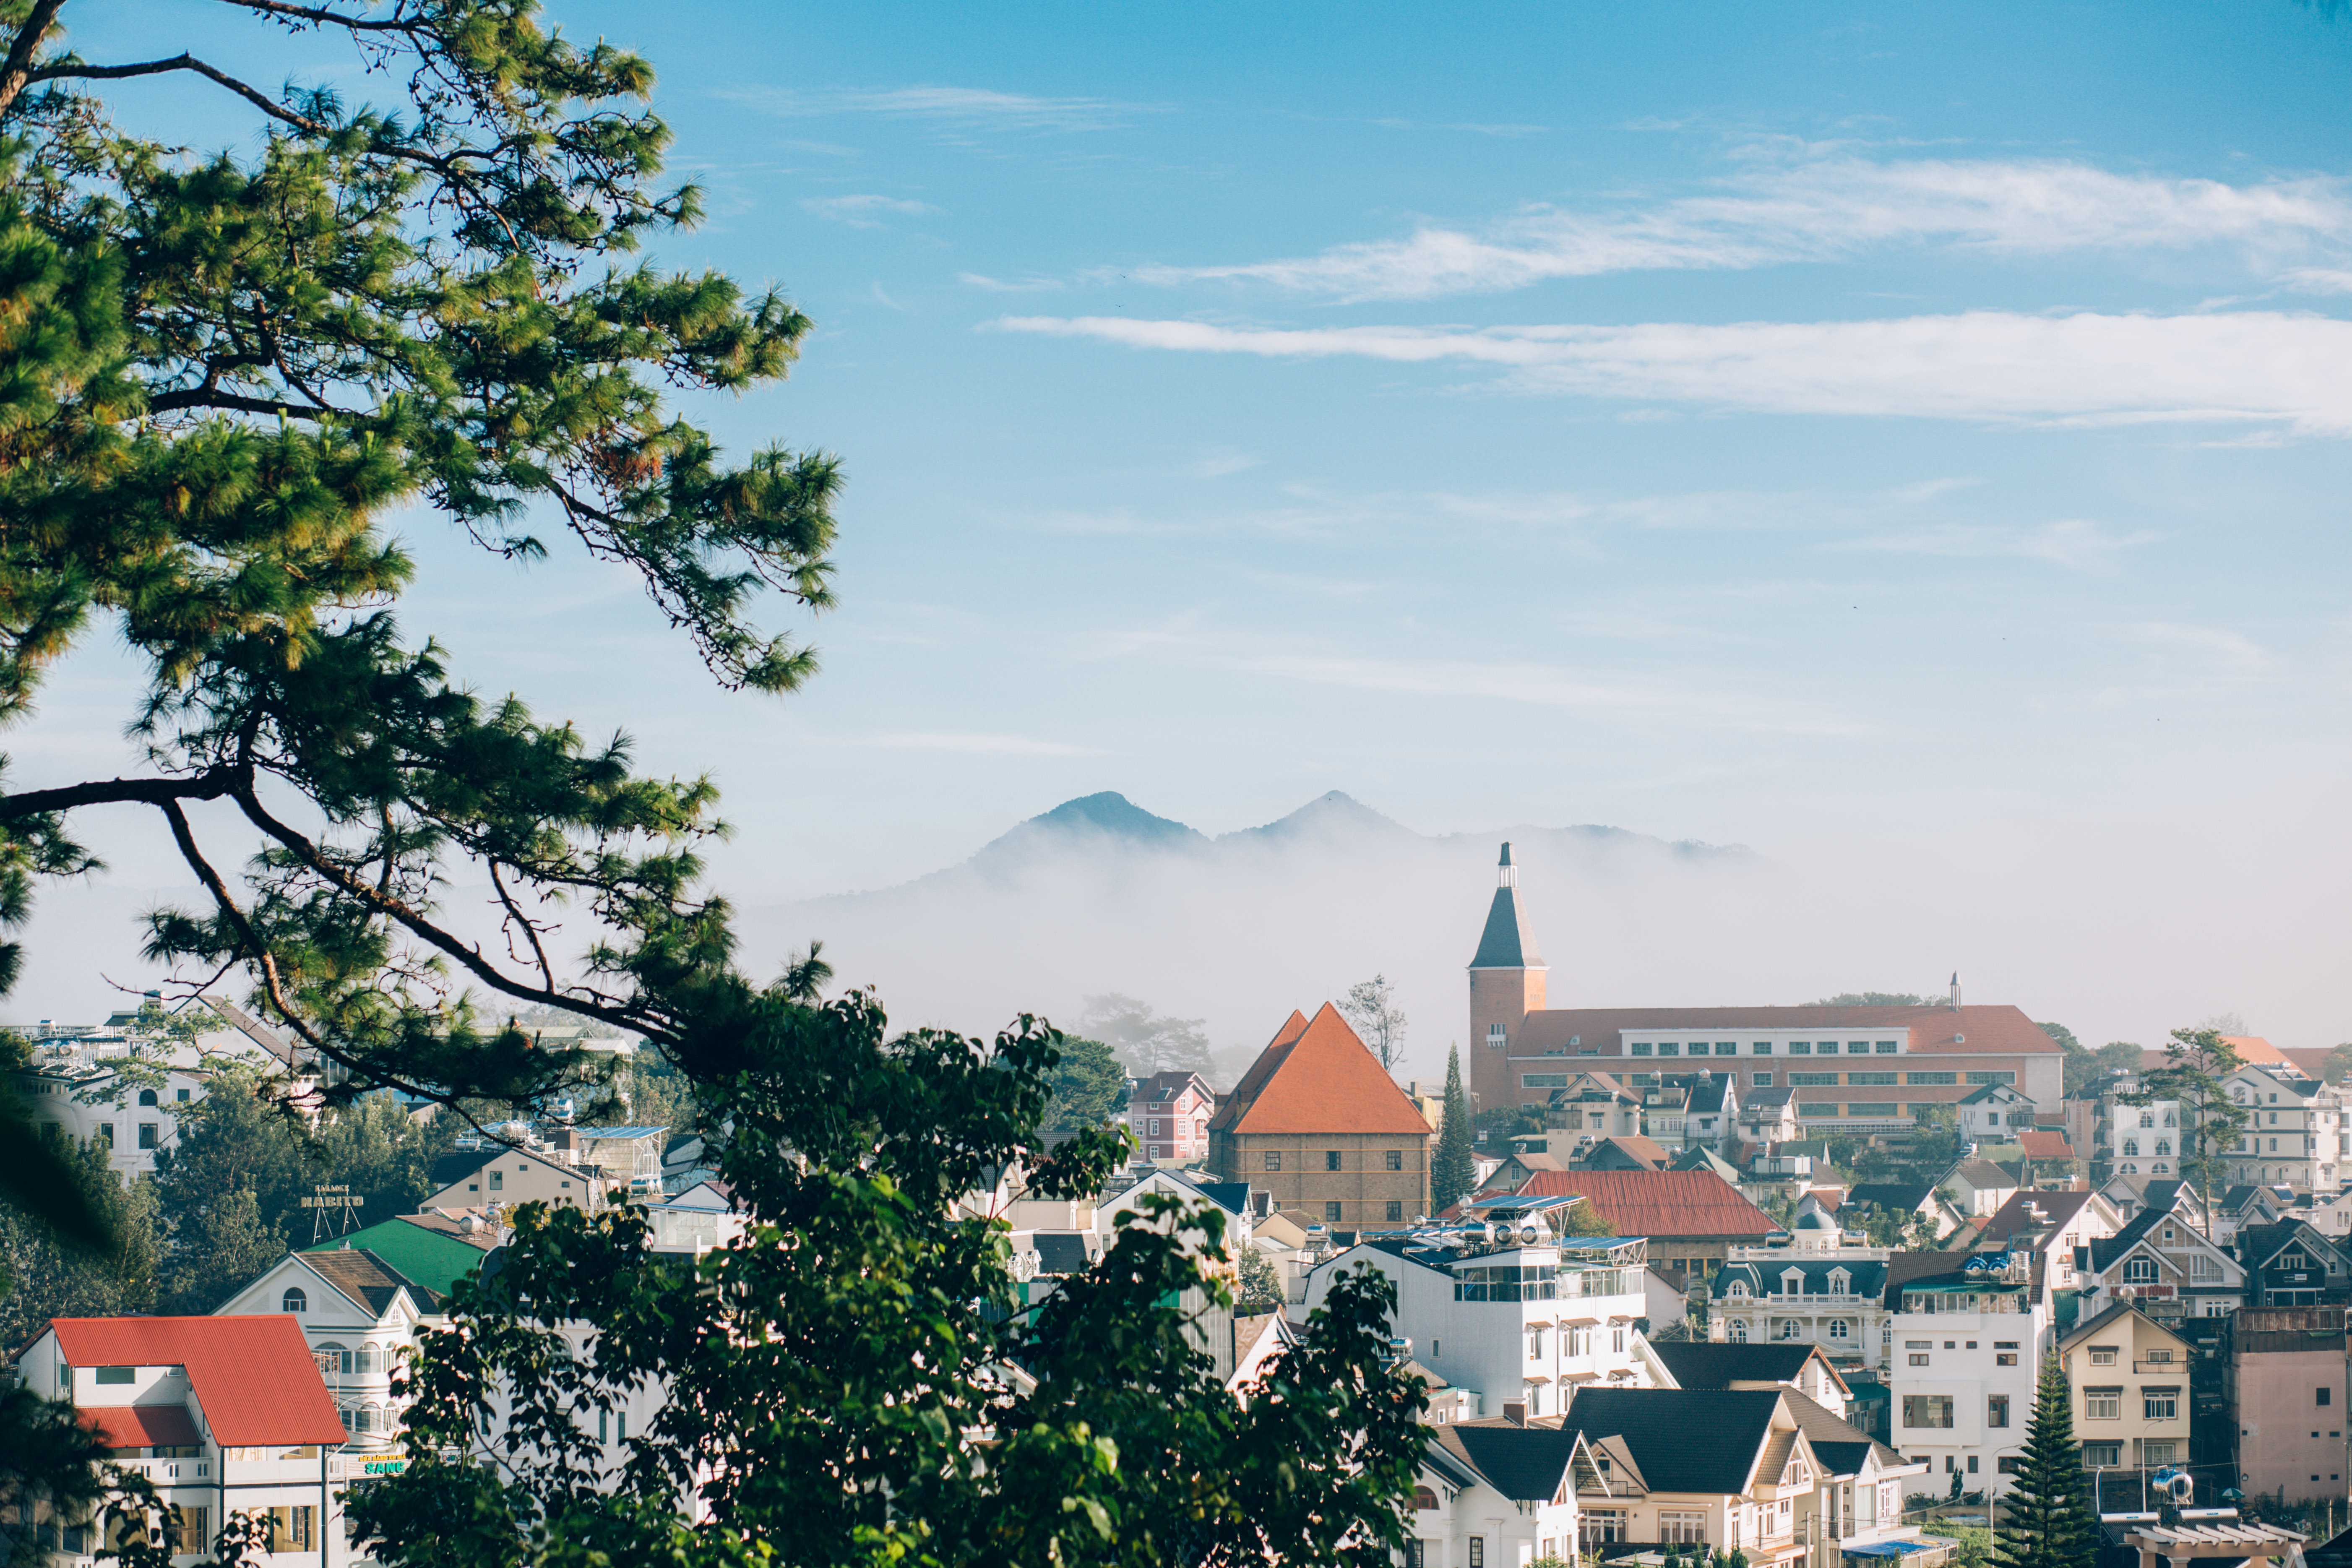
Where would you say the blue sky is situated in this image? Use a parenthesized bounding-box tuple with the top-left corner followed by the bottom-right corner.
(27, 1, 2352, 1045)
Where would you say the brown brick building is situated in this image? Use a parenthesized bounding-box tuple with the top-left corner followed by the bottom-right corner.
(1208, 1003, 1432, 1236)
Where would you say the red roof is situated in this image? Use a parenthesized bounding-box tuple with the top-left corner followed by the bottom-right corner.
(2017, 1130, 2073, 1160)
(1510, 1169, 1780, 1239)
(1516, 1004, 2060, 1057)
(80, 1404, 202, 1450)
(1209, 1003, 1433, 1137)
(48, 1317, 345, 1447)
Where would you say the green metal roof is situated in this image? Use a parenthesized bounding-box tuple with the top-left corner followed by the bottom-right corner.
(302, 1217, 487, 1297)
(1469, 888, 1543, 969)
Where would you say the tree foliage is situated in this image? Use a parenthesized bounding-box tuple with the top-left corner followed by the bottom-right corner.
(1081, 993, 1216, 1081)
(1995, 1357, 2096, 1568)
(2123, 1028, 2250, 1211)
(0, 0, 841, 1120)
(0, 1133, 159, 1349)
(352, 1003, 1429, 1568)
(1044, 1032, 1128, 1132)
(1431, 1044, 1474, 1212)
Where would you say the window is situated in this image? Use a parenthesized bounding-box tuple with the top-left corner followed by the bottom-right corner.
(2141, 1440, 2177, 1465)
(1966, 1071, 2017, 1086)
(137, 1123, 158, 1149)
(1408, 1543, 1429, 1568)
(1659, 1042, 1680, 1057)
(1789, 1041, 1812, 1054)
(1325, 1150, 1342, 1172)
(1752, 1041, 1773, 1054)
(1385, 1149, 1403, 1171)
(1386, 1201, 1403, 1222)
(1521, 1074, 1570, 1088)
(2140, 1111, 2156, 1128)
(1529, 1330, 1544, 1360)
(1631, 1042, 1652, 1056)
(2322, 1388, 2335, 1408)
(1469, 1538, 1485, 1568)
(1324, 1202, 1343, 1223)
(1829, 1320, 1849, 1339)
(95, 1366, 134, 1385)
(1902, 1396, 1955, 1429)
(2083, 1442, 2122, 1467)
(2084, 1388, 2121, 1420)
(1847, 1072, 1897, 1086)
(1791, 1073, 1840, 1086)
(1753, 1073, 1774, 1087)
(2123, 1140, 2139, 1156)
(1988, 1395, 2010, 1428)
(489, 1169, 503, 1190)
(2123, 1257, 2158, 1283)
(1997, 1456, 2021, 1475)
(1907, 1071, 1958, 1085)
(174, 1508, 210, 1555)
(282, 1288, 307, 1313)
(2089, 1345, 2118, 1365)
(1264, 1151, 1281, 1171)
(138, 1089, 157, 1107)
(97, 1122, 113, 1147)
(1149, 1119, 1162, 1136)
(2144, 1389, 2180, 1420)
(176, 1088, 189, 1102)
(1660, 1512, 1708, 1545)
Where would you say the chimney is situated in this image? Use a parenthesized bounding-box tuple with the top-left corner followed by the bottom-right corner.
(1949, 972, 1962, 1010)
(1503, 1401, 1526, 1426)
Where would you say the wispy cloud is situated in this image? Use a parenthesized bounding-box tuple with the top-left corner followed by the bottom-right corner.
(802, 194, 937, 227)
(1091, 626, 1861, 734)
(837, 732, 1102, 756)
(995, 310, 2352, 435)
(718, 84, 1145, 133)
(1831, 517, 2159, 571)
(958, 271, 1067, 293)
(1136, 155, 2352, 300)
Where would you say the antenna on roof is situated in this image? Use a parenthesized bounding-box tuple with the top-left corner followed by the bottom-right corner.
(1498, 841, 1516, 888)
(1949, 972, 1962, 1011)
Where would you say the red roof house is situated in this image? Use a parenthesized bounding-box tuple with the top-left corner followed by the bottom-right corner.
(1510, 1169, 1781, 1249)
(42, 1315, 346, 1448)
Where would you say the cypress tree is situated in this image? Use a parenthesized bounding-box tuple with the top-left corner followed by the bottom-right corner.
(1432, 1044, 1476, 1212)
(1997, 1354, 2099, 1568)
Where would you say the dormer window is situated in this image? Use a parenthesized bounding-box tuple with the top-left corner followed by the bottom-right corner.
(1828, 1269, 1851, 1294)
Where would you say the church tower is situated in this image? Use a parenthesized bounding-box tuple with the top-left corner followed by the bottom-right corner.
(1466, 842, 1547, 1114)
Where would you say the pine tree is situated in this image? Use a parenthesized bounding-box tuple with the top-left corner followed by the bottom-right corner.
(1997, 1355, 2098, 1568)
(1433, 1044, 1476, 1212)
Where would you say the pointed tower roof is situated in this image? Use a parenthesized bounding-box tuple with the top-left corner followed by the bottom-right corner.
(1210, 1003, 1432, 1136)
(1468, 841, 1545, 969)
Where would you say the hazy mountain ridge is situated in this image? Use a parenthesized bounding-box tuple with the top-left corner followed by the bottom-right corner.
(740, 789, 1781, 1076)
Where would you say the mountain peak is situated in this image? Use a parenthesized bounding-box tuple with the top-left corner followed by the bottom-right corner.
(1218, 790, 1414, 845)
(968, 792, 1208, 873)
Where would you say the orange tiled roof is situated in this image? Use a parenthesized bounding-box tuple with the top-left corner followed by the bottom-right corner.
(49, 1316, 346, 1447)
(2017, 1130, 2074, 1160)
(1511, 1169, 1780, 1239)
(1209, 1003, 1433, 1137)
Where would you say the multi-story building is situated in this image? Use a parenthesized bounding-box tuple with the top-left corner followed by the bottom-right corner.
(1511, 1169, 1781, 1283)
(1651, 1341, 1858, 1420)
(1977, 1188, 2121, 1296)
(2074, 1184, 2248, 1324)
(1886, 1248, 2054, 1494)
(1302, 1233, 1660, 1422)
(1464, 847, 2065, 1136)
(2225, 1306, 2352, 1506)
(1955, 1081, 2038, 1146)
(1568, 1387, 1933, 1568)
(1533, 1072, 1644, 1141)
(217, 1248, 441, 1451)
(16, 1315, 353, 1564)
(2224, 1066, 2348, 1192)
(1127, 1069, 1216, 1166)
(1414, 1421, 1591, 1568)
(2056, 1304, 2195, 1482)
(2236, 1220, 2352, 1308)
(1206, 1004, 1432, 1237)
(1707, 1235, 1894, 1373)
(10, 1000, 294, 1183)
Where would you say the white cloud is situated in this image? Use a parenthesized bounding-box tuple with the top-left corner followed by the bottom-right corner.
(2279, 266, 2352, 294)
(995, 309, 2352, 435)
(802, 194, 937, 227)
(1834, 517, 2160, 571)
(1140, 155, 2352, 300)
(959, 272, 1066, 292)
(840, 732, 1102, 756)
(720, 84, 1141, 133)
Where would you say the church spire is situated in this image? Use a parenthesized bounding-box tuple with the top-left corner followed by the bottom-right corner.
(1469, 841, 1544, 970)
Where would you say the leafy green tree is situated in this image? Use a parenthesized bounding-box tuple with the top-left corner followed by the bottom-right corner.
(1562, 1197, 1616, 1237)
(2123, 1028, 2251, 1214)
(1431, 1044, 1475, 1211)
(1044, 1033, 1128, 1132)
(352, 1004, 1429, 1568)
(1995, 1357, 2097, 1568)
(1907, 1104, 1967, 1173)
(1235, 1247, 1285, 1313)
(0, 1134, 160, 1348)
